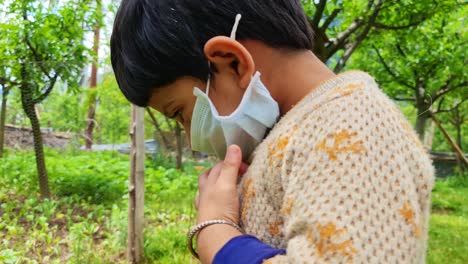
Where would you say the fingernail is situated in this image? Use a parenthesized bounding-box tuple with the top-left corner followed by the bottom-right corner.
(226, 145, 239, 160)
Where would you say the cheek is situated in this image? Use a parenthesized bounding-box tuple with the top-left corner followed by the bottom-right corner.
(209, 92, 227, 115)
(210, 89, 243, 116)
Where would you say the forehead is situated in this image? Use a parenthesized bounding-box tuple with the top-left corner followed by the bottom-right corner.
(148, 76, 203, 113)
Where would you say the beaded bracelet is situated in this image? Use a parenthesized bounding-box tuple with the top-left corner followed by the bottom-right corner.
(187, 219, 244, 259)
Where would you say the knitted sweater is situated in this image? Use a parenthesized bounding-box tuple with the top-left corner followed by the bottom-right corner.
(238, 71, 435, 263)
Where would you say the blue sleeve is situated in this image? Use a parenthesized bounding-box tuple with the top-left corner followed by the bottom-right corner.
(213, 235, 286, 264)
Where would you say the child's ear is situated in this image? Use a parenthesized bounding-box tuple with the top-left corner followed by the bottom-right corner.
(204, 36, 255, 90)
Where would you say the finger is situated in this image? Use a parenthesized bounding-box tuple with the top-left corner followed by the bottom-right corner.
(218, 145, 242, 186)
(194, 195, 200, 210)
(198, 168, 211, 188)
(207, 163, 224, 184)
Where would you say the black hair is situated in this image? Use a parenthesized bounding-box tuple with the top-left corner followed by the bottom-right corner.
(111, 0, 314, 107)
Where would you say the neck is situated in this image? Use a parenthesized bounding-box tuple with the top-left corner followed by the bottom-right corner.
(242, 41, 336, 116)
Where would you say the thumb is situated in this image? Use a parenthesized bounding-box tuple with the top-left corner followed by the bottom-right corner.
(218, 145, 242, 185)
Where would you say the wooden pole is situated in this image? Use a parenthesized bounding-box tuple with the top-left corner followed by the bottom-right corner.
(128, 105, 145, 263)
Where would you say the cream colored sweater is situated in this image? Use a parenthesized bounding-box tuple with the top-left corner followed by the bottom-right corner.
(238, 71, 435, 264)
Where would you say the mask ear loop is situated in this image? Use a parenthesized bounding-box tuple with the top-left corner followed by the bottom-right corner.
(206, 67, 212, 96)
(206, 14, 242, 96)
(230, 14, 242, 39)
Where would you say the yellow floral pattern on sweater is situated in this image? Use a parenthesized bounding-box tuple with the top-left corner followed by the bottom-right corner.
(268, 136, 290, 165)
(307, 222, 357, 260)
(238, 71, 434, 263)
(241, 178, 255, 220)
(399, 202, 422, 237)
(315, 130, 365, 161)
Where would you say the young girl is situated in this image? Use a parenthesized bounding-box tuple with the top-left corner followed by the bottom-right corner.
(111, 1, 434, 263)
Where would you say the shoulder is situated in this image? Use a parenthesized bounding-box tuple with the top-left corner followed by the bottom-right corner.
(261, 70, 433, 170)
(282, 71, 400, 141)
(278, 71, 396, 130)
(279, 71, 432, 169)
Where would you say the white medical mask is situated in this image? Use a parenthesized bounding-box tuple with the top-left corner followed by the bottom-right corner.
(190, 14, 280, 160)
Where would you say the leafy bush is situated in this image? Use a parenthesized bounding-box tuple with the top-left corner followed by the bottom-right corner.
(48, 150, 129, 204)
(2, 149, 466, 263)
(0, 149, 198, 263)
(431, 176, 467, 216)
(53, 173, 125, 204)
(150, 152, 179, 170)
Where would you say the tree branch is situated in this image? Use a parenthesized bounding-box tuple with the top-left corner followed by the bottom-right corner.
(22, 5, 57, 81)
(433, 84, 465, 102)
(0, 77, 20, 87)
(372, 45, 414, 89)
(433, 87, 451, 102)
(326, 0, 385, 58)
(321, 7, 341, 31)
(435, 98, 467, 114)
(165, 116, 175, 131)
(429, 111, 468, 167)
(25, 39, 53, 80)
(436, 97, 446, 113)
(326, 19, 364, 58)
(311, 0, 328, 28)
(2, 86, 11, 96)
(453, 80, 468, 89)
(425, 60, 441, 78)
(374, 20, 424, 30)
(396, 44, 407, 58)
(333, 42, 358, 72)
(147, 108, 172, 150)
(333, 0, 384, 72)
(394, 97, 416, 102)
(431, 77, 466, 102)
(33, 72, 59, 104)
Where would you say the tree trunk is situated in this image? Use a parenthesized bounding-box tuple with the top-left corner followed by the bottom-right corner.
(146, 108, 171, 150)
(175, 122, 183, 170)
(127, 105, 145, 263)
(423, 119, 435, 150)
(21, 84, 50, 199)
(0, 89, 8, 158)
(310, 25, 328, 63)
(84, 2, 101, 150)
(454, 110, 463, 151)
(415, 109, 429, 141)
(454, 116, 465, 175)
(456, 125, 462, 152)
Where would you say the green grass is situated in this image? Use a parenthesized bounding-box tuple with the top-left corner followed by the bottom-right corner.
(428, 176, 468, 264)
(429, 214, 467, 263)
(0, 149, 466, 263)
(0, 149, 200, 263)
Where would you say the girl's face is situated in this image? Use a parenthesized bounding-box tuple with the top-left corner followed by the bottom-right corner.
(147, 73, 246, 143)
(148, 36, 256, 144)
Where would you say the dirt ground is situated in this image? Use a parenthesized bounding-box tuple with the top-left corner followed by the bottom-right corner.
(4, 125, 74, 150)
